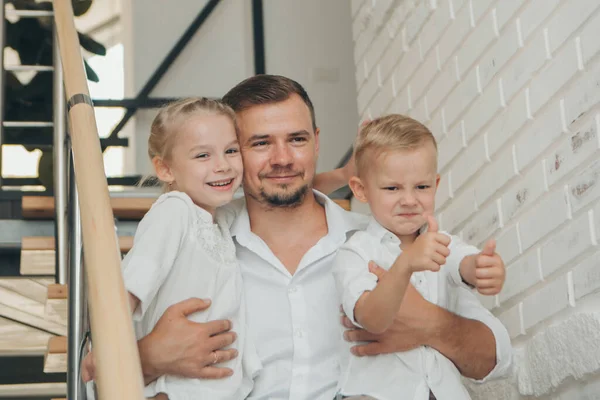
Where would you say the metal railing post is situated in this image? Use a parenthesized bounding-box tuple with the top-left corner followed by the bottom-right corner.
(53, 26, 68, 284)
(67, 149, 88, 400)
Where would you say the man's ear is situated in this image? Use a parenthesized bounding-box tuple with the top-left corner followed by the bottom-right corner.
(314, 127, 320, 156)
(349, 176, 368, 203)
(152, 156, 174, 185)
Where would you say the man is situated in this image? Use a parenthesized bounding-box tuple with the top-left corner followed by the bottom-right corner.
(89, 75, 511, 399)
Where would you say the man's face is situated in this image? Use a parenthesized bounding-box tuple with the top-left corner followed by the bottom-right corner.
(236, 94, 320, 208)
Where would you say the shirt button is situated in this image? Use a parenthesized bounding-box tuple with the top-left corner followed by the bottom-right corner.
(295, 329, 304, 338)
(288, 286, 297, 294)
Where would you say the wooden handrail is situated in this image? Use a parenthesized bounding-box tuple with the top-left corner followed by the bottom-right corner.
(52, 1, 145, 399)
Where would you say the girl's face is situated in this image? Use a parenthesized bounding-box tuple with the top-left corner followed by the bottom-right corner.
(155, 113, 243, 215)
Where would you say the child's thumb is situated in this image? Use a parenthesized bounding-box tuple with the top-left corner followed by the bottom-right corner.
(426, 215, 439, 233)
(481, 239, 496, 256)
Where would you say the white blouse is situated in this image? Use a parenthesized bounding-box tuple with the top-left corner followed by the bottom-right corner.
(122, 191, 261, 400)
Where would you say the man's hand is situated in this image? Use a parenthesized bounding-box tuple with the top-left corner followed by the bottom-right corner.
(473, 239, 505, 295)
(342, 262, 439, 356)
(81, 350, 95, 382)
(344, 262, 500, 380)
(402, 216, 450, 272)
(137, 298, 238, 384)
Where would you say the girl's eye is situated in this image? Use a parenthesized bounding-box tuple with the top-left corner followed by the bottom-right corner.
(226, 148, 240, 154)
(195, 153, 209, 159)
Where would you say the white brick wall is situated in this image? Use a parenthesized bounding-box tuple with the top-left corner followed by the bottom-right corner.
(351, 0, 600, 398)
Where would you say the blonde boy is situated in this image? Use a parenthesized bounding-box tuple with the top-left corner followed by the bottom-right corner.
(332, 115, 507, 400)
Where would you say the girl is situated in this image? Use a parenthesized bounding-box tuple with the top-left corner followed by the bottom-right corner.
(85, 97, 353, 400)
(124, 97, 257, 400)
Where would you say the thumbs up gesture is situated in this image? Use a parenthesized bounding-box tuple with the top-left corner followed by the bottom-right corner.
(401, 215, 451, 272)
(474, 239, 506, 295)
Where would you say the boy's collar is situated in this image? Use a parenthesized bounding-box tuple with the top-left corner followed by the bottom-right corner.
(365, 216, 428, 243)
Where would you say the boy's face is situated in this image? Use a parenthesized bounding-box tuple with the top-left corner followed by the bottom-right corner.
(351, 143, 440, 242)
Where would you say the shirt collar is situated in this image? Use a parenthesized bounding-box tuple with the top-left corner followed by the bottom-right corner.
(365, 216, 428, 245)
(230, 189, 367, 243)
(365, 217, 400, 244)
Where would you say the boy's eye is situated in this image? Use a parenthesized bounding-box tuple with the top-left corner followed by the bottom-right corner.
(417, 185, 430, 190)
(383, 187, 398, 191)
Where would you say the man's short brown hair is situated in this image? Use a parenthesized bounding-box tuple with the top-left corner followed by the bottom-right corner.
(222, 74, 317, 131)
(354, 114, 437, 176)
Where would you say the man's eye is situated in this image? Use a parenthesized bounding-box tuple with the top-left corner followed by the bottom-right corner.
(253, 141, 268, 147)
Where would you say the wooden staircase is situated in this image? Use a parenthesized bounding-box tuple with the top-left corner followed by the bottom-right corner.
(0, 192, 157, 398)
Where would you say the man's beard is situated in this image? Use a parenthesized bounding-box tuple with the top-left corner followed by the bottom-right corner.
(259, 183, 309, 208)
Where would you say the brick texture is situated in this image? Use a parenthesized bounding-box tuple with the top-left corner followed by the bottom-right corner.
(352, 0, 600, 397)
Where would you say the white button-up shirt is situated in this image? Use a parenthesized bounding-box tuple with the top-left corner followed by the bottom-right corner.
(332, 217, 512, 400)
(224, 193, 511, 400)
(228, 191, 367, 400)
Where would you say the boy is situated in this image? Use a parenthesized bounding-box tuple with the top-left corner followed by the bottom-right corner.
(332, 114, 506, 400)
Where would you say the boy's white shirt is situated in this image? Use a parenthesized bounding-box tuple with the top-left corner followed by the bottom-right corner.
(221, 191, 511, 400)
(332, 217, 511, 400)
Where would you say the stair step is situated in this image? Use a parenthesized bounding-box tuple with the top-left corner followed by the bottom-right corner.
(21, 195, 350, 220)
(44, 336, 67, 374)
(20, 236, 133, 276)
(0, 315, 53, 356)
(45, 284, 67, 322)
(0, 279, 56, 356)
(0, 277, 66, 337)
(22, 196, 157, 220)
(0, 382, 66, 397)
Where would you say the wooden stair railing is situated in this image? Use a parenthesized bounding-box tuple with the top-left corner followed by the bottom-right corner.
(53, 1, 145, 398)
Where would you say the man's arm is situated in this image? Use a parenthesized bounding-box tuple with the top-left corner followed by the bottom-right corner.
(344, 262, 510, 381)
(419, 299, 498, 379)
(81, 298, 238, 384)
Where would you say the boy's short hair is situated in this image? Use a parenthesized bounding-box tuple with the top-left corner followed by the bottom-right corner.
(354, 114, 437, 176)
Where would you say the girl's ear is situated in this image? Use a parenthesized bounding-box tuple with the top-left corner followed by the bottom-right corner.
(152, 156, 174, 185)
(349, 176, 368, 203)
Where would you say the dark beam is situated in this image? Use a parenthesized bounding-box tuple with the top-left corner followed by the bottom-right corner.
(251, 0, 266, 74)
(107, 0, 222, 140)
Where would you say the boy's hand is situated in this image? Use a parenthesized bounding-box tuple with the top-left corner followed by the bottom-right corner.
(474, 239, 505, 295)
(402, 215, 450, 272)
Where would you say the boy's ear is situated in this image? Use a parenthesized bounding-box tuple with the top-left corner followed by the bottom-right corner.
(152, 156, 174, 185)
(349, 176, 368, 203)
(435, 174, 441, 189)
